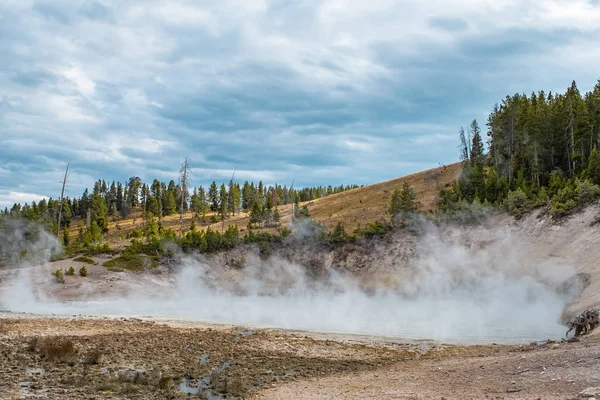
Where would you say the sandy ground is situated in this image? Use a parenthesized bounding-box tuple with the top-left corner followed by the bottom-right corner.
(1, 313, 599, 400)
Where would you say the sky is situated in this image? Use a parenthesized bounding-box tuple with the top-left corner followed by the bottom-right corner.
(1, 0, 600, 208)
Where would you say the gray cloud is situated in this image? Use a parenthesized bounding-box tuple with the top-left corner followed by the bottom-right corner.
(1, 0, 600, 207)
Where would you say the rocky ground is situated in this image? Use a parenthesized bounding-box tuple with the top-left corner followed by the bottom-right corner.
(0, 313, 599, 399)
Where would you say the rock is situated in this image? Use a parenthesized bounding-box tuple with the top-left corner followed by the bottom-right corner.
(580, 387, 600, 397)
(116, 368, 147, 383)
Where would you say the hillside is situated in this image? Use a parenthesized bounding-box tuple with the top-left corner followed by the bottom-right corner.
(66, 162, 462, 246)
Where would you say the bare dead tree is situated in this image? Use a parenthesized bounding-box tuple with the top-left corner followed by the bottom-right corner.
(289, 177, 295, 222)
(222, 168, 236, 234)
(178, 157, 191, 239)
(566, 100, 575, 177)
(57, 163, 70, 241)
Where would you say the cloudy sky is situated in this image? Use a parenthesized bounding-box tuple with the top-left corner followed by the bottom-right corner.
(1, 0, 600, 208)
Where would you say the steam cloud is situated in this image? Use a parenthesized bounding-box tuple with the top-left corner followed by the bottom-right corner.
(0, 218, 579, 344)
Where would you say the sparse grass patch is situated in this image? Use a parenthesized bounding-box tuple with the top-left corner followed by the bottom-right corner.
(50, 253, 70, 262)
(103, 254, 158, 271)
(158, 376, 174, 391)
(84, 349, 104, 365)
(73, 256, 95, 264)
(30, 336, 77, 363)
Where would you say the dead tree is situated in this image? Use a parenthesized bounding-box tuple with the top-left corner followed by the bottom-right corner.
(289, 178, 295, 222)
(57, 163, 69, 241)
(425, 170, 442, 190)
(178, 157, 191, 239)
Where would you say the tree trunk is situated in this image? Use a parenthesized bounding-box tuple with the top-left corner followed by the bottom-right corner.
(57, 163, 69, 240)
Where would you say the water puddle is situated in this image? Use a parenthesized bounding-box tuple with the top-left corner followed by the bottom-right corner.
(178, 362, 231, 399)
(200, 352, 210, 363)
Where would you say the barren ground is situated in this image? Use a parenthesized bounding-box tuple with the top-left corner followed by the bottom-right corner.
(3, 198, 600, 398)
(1, 313, 599, 400)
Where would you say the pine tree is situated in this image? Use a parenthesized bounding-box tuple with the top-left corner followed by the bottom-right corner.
(219, 184, 228, 220)
(209, 181, 219, 212)
(63, 228, 69, 247)
(90, 193, 108, 233)
(587, 146, 600, 185)
(399, 181, 419, 212)
(469, 119, 484, 167)
(388, 188, 402, 217)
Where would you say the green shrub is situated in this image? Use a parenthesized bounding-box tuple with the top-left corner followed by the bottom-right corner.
(504, 188, 529, 218)
(550, 186, 577, 216)
(575, 178, 600, 204)
(327, 221, 350, 243)
(52, 269, 65, 284)
(79, 266, 88, 277)
(353, 220, 393, 238)
(229, 256, 246, 269)
(65, 266, 75, 276)
(103, 254, 158, 271)
(278, 226, 292, 238)
(550, 199, 577, 216)
(82, 243, 115, 256)
(126, 229, 143, 239)
(73, 256, 95, 264)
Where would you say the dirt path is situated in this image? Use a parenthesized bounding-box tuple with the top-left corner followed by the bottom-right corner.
(1, 313, 599, 399)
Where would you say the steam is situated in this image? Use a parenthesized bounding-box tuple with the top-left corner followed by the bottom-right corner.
(0, 218, 61, 267)
(0, 217, 579, 344)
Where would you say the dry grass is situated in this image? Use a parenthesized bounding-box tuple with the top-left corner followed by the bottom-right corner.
(29, 336, 78, 362)
(301, 162, 462, 232)
(66, 163, 462, 245)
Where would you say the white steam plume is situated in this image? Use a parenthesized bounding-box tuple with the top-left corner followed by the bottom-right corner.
(0, 220, 579, 344)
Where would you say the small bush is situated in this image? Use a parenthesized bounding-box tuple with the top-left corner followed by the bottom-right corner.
(326, 221, 351, 243)
(79, 265, 88, 277)
(126, 229, 143, 239)
(65, 266, 75, 276)
(82, 243, 116, 256)
(52, 269, 65, 284)
(158, 376, 174, 391)
(229, 257, 246, 270)
(550, 186, 577, 216)
(278, 226, 292, 238)
(576, 178, 600, 204)
(84, 349, 104, 365)
(353, 220, 392, 238)
(73, 256, 95, 264)
(504, 188, 530, 218)
(103, 254, 158, 271)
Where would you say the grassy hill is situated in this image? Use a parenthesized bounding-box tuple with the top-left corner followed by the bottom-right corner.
(66, 162, 462, 247)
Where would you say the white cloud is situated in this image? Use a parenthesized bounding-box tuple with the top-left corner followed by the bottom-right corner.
(1, 0, 599, 207)
(0, 190, 48, 208)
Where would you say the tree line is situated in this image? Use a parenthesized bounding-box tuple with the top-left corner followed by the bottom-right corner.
(440, 78, 600, 217)
(1, 173, 361, 241)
